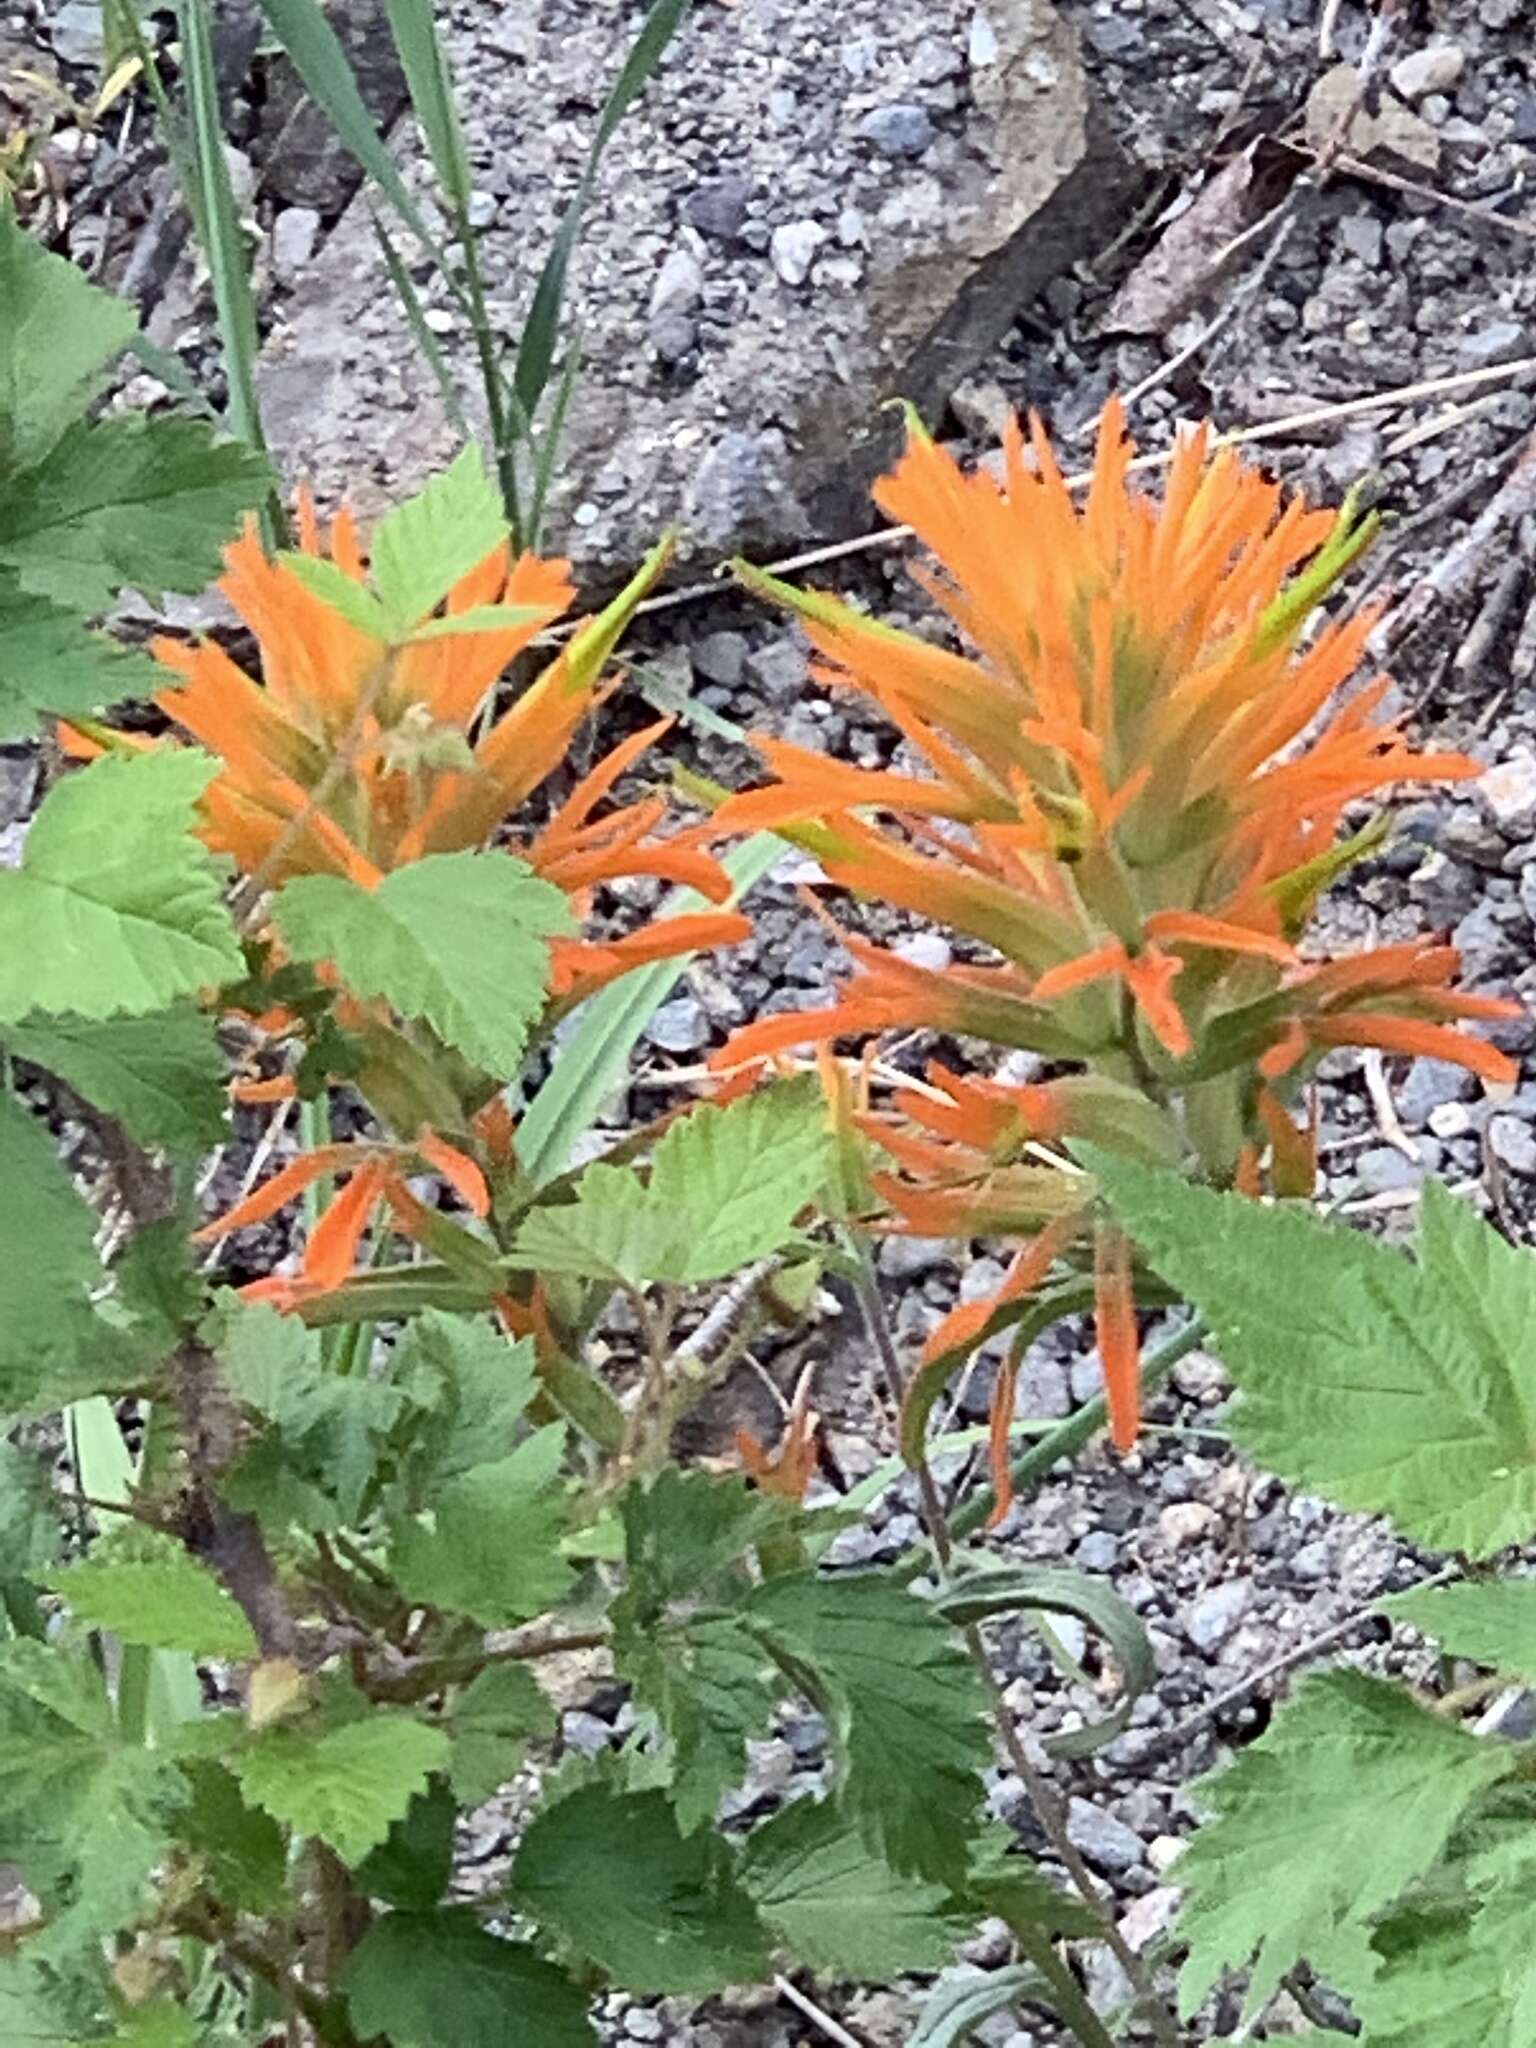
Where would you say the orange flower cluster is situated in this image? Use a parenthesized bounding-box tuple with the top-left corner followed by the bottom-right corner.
(712, 400, 1519, 1454)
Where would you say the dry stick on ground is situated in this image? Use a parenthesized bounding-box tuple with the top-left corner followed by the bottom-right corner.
(1366, 425, 1536, 665)
(846, 1246, 1185, 2048)
(1129, 1563, 1463, 1767)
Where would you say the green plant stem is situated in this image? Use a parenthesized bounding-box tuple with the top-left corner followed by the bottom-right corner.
(845, 1233, 1186, 2048)
(948, 1311, 1211, 1547)
(1015, 1922, 1122, 2048)
(367, 1627, 611, 1704)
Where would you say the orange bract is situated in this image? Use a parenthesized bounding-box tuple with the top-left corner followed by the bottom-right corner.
(112, 494, 738, 1002)
(714, 402, 1522, 1449)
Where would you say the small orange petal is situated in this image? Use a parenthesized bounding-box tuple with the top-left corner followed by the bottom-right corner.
(193, 1145, 358, 1240)
(303, 1160, 389, 1292)
(1093, 1225, 1141, 1454)
(416, 1128, 490, 1217)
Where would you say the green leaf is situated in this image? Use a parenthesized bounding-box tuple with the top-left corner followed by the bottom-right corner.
(282, 551, 391, 639)
(747, 1571, 992, 1882)
(909, 1965, 1050, 2048)
(388, 1310, 539, 1498)
(742, 1797, 969, 1978)
(384, 0, 472, 215)
(390, 1425, 574, 1628)
(963, 1825, 1100, 1940)
(0, 1441, 61, 1580)
(1171, 1670, 1516, 2021)
(355, 1776, 456, 1908)
(518, 834, 785, 1186)
(0, 203, 137, 471)
(180, 1758, 288, 1914)
(0, 413, 272, 612)
(513, 1077, 831, 1287)
(212, 1297, 407, 1523)
(510, 1785, 771, 1995)
(112, 2003, 202, 2048)
(41, 1556, 257, 1659)
(0, 578, 160, 742)
(369, 447, 508, 635)
(232, 1712, 451, 1865)
(6, 1005, 228, 1152)
(0, 749, 243, 1024)
(1384, 1577, 1536, 1685)
(342, 1908, 595, 2048)
(252, 0, 449, 266)
(933, 1560, 1155, 1761)
(620, 1468, 789, 1613)
(446, 1662, 556, 1808)
(0, 1090, 125, 1415)
(1354, 1881, 1536, 2048)
(274, 852, 570, 1078)
(619, 1608, 778, 1835)
(1090, 1156, 1536, 1558)
(0, 1638, 188, 1967)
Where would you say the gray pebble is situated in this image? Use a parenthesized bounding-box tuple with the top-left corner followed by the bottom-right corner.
(1066, 1797, 1145, 1875)
(644, 997, 710, 1055)
(49, 1, 103, 66)
(879, 1235, 951, 1280)
(682, 174, 753, 242)
(1074, 1531, 1118, 1573)
(1460, 320, 1527, 364)
(744, 639, 808, 704)
(271, 206, 321, 285)
(1396, 1056, 1473, 1125)
(561, 1710, 613, 1758)
(692, 632, 747, 689)
(1489, 1114, 1536, 1178)
(623, 2013, 664, 2042)
(1184, 1578, 1254, 1653)
(857, 103, 936, 158)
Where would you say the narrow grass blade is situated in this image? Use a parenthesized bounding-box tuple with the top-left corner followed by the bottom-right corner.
(525, 328, 584, 554)
(512, 0, 689, 420)
(517, 831, 782, 1186)
(370, 213, 470, 441)
(383, 0, 472, 215)
(254, 0, 449, 267)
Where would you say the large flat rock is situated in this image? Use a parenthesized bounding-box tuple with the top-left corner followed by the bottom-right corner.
(258, 0, 1120, 577)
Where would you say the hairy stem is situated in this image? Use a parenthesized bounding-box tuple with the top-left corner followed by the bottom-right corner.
(847, 1234, 1185, 2048)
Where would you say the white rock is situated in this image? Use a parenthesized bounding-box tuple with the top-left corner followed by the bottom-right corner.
(650, 245, 704, 316)
(1159, 1501, 1218, 1549)
(1427, 1101, 1473, 1140)
(1184, 1577, 1254, 1652)
(271, 206, 321, 285)
(1479, 750, 1536, 834)
(1390, 43, 1467, 101)
(1119, 1884, 1182, 1952)
(969, 10, 1001, 66)
(769, 220, 826, 286)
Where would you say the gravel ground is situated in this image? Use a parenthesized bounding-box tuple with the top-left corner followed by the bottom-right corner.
(10, 0, 1536, 2039)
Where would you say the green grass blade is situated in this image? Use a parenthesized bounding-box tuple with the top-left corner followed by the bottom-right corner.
(383, 0, 472, 216)
(517, 831, 781, 1187)
(525, 326, 584, 554)
(254, 0, 450, 269)
(512, 0, 689, 420)
(178, 0, 274, 532)
(370, 210, 471, 440)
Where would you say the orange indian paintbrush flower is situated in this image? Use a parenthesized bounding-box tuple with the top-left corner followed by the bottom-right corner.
(712, 400, 1522, 1453)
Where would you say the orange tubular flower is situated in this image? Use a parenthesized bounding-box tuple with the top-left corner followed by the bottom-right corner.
(715, 402, 1522, 1450)
(197, 1129, 489, 1308)
(85, 494, 739, 1004)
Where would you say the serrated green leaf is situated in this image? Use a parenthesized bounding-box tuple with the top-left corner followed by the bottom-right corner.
(0, 1638, 187, 1967)
(232, 1712, 451, 1865)
(6, 1005, 228, 1151)
(743, 1797, 969, 1978)
(1355, 1885, 1536, 2047)
(388, 1310, 539, 1500)
(0, 205, 138, 472)
(620, 1468, 789, 1613)
(355, 1776, 456, 1908)
(274, 852, 570, 1078)
(0, 1091, 128, 1415)
(747, 1571, 992, 1883)
(1090, 1156, 1536, 1558)
(446, 1661, 556, 1808)
(180, 1758, 288, 1914)
(368, 446, 508, 635)
(0, 578, 160, 742)
(1384, 1577, 1536, 1685)
(510, 1785, 770, 1995)
(0, 749, 243, 1024)
(0, 413, 272, 611)
(41, 1556, 257, 1659)
(281, 552, 390, 639)
(621, 1608, 779, 1835)
(341, 1908, 594, 2048)
(1171, 1669, 1515, 2021)
(0, 1441, 61, 1580)
(112, 2000, 203, 2048)
(390, 1425, 574, 1628)
(513, 1078, 832, 1287)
